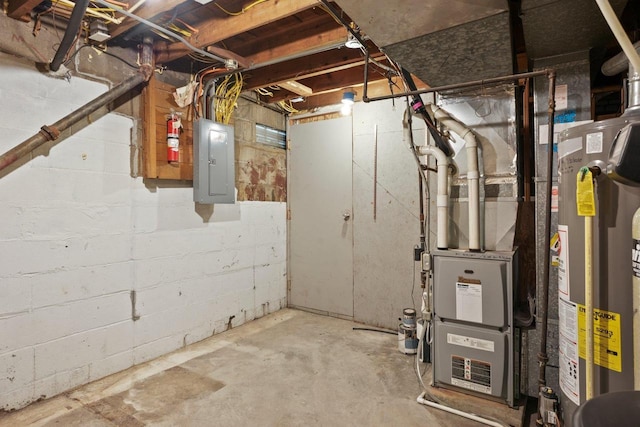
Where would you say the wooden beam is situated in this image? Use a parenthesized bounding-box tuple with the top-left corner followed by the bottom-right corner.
(155, 0, 320, 64)
(279, 81, 313, 96)
(246, 26, 346, 67)
(289, 78, 391, 110)
(109, 0, 190, 39)
(7, 0, 42, 20)
(244, 52, 386, 91)
(265, 64, 392, 103)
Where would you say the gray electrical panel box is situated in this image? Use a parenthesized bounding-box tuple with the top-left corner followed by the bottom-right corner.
(431, 249, 517, 407)
(193, 119, 235, 204)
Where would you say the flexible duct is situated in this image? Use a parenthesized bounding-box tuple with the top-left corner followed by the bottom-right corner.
(426, 104, 481, 251)
(50, 0, 90, 72)
(601, 41, 640, 112)
(595, 0, 640, 75)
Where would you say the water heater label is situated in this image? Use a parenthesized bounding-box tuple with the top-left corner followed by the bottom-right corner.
(586, 132, 603, 154)
(577, 305, 622, 372)
(633, 239, 640, 279)
(559, 298, 580, 405)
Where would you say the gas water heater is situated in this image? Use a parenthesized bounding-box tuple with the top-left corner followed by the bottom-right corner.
(556, 109, 640, 422)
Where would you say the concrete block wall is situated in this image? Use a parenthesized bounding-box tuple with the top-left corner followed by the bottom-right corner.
(0, 55, 286, 411)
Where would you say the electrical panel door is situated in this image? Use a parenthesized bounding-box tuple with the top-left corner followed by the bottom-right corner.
(193, 119, 235, 204)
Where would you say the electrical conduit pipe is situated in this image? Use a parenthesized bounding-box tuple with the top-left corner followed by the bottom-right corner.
(426, 104, 481, 251)
(50, 0, 90, 72)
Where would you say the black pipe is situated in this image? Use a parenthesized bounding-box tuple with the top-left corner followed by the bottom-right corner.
(50, 0, 90, 72)
(0, 39, 154, 172)
(401, 67, 453, 157)
(538, 70, 557, 389)
(363, 69, 554, 103)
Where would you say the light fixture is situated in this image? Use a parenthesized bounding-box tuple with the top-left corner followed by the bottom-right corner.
(345, 33, 363, 49)
(341, 91, 355, 105)
(89, 20, 110, 42)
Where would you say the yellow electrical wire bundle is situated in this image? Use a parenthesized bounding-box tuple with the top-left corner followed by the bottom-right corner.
(215, 73, 243, 124)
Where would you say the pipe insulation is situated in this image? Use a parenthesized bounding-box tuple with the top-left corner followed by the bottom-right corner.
(50, 0, 90, 72)
(426, 104, 481, 251)
(0, 39, 155, 173)
(417, 142, 449, 250)
(595, 0, 640, 77)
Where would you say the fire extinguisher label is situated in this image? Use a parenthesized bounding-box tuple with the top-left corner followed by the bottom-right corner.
(633, 239, 640, 279)
(167, 138, 179, 149)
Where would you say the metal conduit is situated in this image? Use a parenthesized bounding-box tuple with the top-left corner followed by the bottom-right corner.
(0, 38, 155, 173)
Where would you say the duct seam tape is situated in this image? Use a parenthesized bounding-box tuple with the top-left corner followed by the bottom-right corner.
(467, 170, 479, 179)
(437, 195, 448, 207)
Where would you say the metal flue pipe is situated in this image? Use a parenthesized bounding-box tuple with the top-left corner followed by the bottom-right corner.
(50, 0, 90, 72)
(0, 39, 154, 173)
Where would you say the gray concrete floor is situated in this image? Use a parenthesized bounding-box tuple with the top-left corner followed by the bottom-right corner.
(0, 309, 528, 426)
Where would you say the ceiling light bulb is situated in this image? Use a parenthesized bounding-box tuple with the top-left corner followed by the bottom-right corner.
(345, 33, 363, 49)
(341, 91, 355, 104)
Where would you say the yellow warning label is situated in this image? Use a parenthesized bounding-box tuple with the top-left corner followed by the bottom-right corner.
(578, 305, 622, 372)
(576, 169, 596, 217)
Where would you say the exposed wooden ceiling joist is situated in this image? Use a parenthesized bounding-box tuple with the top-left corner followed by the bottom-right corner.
(155, 0, 321, 64)
(109, 0, 189, 39)
(7, 0, 42, 20)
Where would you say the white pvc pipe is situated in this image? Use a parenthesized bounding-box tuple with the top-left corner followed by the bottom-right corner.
(633, 208, 640, 389)
(426, 104, 481, 251)
(417, 143, 449, 250)
(595, 0, 640, 77)
(416, 392, 507, 427)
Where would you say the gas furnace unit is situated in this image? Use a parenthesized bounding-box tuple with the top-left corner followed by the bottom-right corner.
(432, 249, 518, 407)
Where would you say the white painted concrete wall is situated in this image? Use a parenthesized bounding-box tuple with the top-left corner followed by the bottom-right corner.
(0, 55, 286, 411)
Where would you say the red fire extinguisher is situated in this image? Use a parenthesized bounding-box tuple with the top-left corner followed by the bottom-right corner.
(167, 110, 182, 163)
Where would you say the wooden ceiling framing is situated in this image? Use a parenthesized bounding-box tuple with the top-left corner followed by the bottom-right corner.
(7, 0, 396, 108)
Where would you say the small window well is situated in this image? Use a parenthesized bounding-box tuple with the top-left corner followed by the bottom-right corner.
(256, 124, 286, 149)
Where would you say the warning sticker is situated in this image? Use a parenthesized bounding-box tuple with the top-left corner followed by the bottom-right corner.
(559, 298, 579, 405)
(557, 225, 570, 298)
(578, 305, 622, 372)
(633, 239, 640, 279)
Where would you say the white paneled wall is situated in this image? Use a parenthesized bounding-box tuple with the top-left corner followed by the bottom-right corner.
(0, 55, 286, 410)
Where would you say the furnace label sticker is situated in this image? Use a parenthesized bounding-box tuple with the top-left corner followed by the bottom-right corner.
(451, 355, 492, 395)
(559, 298, 580, 405)
(455, 282, 482, 323)
(447, 333, 495, 352)
(633, 239, 640, 279)
(557, 225, 570, 298)
(578, 305, 622, 372)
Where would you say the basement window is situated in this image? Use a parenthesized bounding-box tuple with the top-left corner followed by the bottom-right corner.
(256, 123, 286, 149)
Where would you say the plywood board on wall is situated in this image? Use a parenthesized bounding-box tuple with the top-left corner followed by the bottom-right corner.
(142, 75, 193, 180)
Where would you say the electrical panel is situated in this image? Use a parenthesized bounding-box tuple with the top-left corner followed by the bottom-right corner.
(432, 249, 517, 407)
(193, 119, 235, 204)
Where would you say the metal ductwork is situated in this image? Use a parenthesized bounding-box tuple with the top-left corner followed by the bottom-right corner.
(334, 0, 512, 86)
